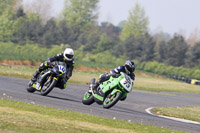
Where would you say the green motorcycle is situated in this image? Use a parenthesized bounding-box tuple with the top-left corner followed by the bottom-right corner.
(82, 72, 134, 109)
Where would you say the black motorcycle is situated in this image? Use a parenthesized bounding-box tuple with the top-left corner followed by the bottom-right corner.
(27, 61, 67, 96)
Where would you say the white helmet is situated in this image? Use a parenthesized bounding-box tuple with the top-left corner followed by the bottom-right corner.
(63, 48, 74, 61)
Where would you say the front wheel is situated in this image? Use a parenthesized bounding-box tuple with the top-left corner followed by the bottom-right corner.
(27, 81, 36, 93)
(103, 91, 122, 109)
(82, 91, 95, 105)
(40, 78, 57, 96)
(27, 87, 36, 93)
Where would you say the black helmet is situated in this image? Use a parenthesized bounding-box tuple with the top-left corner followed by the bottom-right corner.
(125, 60, 135, 74)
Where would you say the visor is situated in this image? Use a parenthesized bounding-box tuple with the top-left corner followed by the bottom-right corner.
(65, 54, 73, 59)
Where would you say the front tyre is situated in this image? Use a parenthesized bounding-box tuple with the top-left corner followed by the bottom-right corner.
(103, 91, 122, 109)
(27, 87, 36, 93)
(82, 91, 95, 105)
(27, 81, 36, 93)
(40, 78, 57, 96)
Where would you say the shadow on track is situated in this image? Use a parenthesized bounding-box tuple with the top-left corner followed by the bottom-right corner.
(46, 95, 81, 103)
(110, 106, 152, 117)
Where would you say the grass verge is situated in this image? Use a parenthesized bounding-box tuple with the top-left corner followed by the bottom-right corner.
(0, 98, 186, 133)
(152, 106, 200, 123)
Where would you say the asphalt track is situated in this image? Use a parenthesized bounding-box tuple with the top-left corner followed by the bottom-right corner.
(0, 76, 200, 133)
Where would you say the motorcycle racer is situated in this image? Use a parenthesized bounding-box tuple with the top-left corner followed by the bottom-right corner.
(91, 60, 135, 100)
(29, 48, 74, 89)
(97, 60, 135, 85)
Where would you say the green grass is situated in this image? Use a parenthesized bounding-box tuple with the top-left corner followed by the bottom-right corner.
(75, 60, 117, 69)
(134, 75, 200, 93)
(152, 106, 200, 123)
(0, 65, 101, 84)
(0, 98, 186, 133)
(0, 65, 36, 79)
(1, 64, 200, 93)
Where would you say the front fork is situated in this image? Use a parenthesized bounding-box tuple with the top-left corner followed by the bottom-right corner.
(108, 89, 123, 100)
(93, 88, 123, 102)
(32, 73, 57, 91)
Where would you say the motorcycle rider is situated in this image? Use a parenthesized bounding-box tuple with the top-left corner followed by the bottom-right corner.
(29, 48, 74, 89)
(91, 60, 135, 100)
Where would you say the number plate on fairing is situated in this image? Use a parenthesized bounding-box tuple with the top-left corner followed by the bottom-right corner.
(120, 78, 133, 92)
(58, 65, 66, 74)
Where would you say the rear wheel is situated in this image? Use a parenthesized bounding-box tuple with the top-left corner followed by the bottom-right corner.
(103, 91, 122, 109)
(40, 77, 57, 96)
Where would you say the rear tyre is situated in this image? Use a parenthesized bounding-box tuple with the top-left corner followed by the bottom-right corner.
(40, 78, 57, 96)
(103, 91, 122, 109)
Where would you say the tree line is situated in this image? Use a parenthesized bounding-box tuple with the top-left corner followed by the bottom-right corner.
(1, 42, 200, 80)
(0, 0, 200, 72)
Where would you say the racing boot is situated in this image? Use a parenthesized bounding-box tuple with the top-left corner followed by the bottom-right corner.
(31, 70, 40, 82)
(92, 82, 100, 94)
(28, 70, 40, 87)
(88, 78, 97, 94)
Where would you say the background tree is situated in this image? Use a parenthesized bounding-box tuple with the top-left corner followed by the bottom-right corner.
(154, 41, 166, 62)
(41, 19, 59, 47)
(60, 0, 99, 49)
(23, 0, 53, 24)
(122, 33, 155, 61)
(186, 28, 200, 46)
(0, 0, 25, 42)
(164, 34, 188, 66)
(56, 20, 71, 45)
(117, 20, 126, 30)
(153, 31, 171, 62)
(92, 34, 115, 53)
(99, 22, 121, 39)
(62, 0, 98, 28)
(185, 42, 200, 67)
(120, 3, 149, 40)
(78, 28, 100, 51)
(153, 31, 171, 43)
(16, 18, 43, 45)
(0, 0, 15, 15)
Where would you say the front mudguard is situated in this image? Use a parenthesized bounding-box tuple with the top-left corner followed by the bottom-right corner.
(33, 71, 53, 91)
(82, 78, 96, 105)
(111, 89, 122, 95)
(112, 89, 127, 101)
(27, 85, 36, 93)
(82, 92, 95, 105)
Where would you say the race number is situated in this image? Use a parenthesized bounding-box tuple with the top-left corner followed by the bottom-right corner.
(58, 65, 66, 73)
(120, 78, 133, 92)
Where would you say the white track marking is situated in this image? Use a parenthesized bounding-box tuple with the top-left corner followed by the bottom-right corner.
(146, 107, 200, 125)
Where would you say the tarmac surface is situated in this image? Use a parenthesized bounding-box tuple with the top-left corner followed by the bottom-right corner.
(0, 76, 200, 133)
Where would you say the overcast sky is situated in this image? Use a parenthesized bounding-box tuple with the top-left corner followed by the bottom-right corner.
(23, 0, 200, 36)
